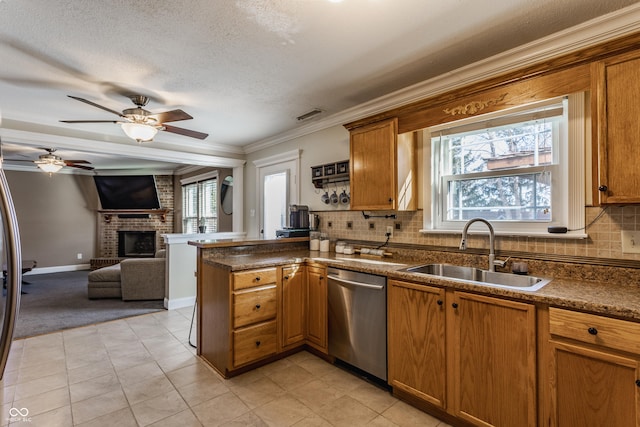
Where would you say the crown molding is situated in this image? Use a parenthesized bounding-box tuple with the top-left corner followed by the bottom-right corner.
(243, 3, 640, 154)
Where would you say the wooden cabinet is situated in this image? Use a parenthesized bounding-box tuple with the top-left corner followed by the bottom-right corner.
(231, 268, 278, 369)
(280, 265, 306, 349)
(388, 280, 446, 409)
(387, 284, 536, 426)
(196, 263, 280, 377)
(593, 51, 640, 204)
(348, 118, 416, 211)
(306, 265, 327, 352)
(451, 292, 537, 427)
(547, 307, 640, 426)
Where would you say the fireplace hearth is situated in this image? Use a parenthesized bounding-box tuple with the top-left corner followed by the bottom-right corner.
(118, 230, 157, 258)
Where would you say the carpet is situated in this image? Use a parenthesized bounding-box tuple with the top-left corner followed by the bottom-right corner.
(13, 270, 165, 339)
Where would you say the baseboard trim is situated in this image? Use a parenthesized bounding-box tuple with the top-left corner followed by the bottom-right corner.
(164, 296, 196, 310)
(25, 264, 90, 275)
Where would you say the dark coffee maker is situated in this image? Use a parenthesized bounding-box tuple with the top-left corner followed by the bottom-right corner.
(289, 204, 309, 229)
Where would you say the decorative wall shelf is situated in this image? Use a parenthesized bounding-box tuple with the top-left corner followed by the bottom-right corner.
(311, 160, 349, 189)
(98, 209, 170, 224)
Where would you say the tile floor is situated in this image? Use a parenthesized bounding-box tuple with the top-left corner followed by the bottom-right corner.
(0, 307, 451, 426)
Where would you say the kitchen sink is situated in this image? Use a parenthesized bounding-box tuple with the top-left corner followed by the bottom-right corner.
(402, 263, 551, 291)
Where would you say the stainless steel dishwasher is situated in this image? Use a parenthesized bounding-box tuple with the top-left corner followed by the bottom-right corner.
(327, 267, 387, 381)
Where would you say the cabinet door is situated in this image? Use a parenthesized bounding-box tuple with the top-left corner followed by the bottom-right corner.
(594, 51, 640, 204)
(452, 292, 537, 427)
(349, 118, 398, 210)
(549, 340, 640, 427)
(281, 265, 306, 348)
(306, 266, 327, 351)
(388, 280, 446, 409)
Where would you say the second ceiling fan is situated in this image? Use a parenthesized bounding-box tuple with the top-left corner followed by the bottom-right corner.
(61, 95, 209, 142)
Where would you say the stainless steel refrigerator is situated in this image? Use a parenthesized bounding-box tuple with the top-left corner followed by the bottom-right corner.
(0, 150, 22, 379)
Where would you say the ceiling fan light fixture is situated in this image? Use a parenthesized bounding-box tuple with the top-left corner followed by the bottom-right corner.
(121, 122, 158, 142)
(35, 155, 65, 173)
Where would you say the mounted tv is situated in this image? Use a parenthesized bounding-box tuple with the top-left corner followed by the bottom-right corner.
(93, 175, 161, 210)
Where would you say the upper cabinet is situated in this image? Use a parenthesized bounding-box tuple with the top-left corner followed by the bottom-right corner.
(347, 118, 416, 211)
(593, 51, 640, 204)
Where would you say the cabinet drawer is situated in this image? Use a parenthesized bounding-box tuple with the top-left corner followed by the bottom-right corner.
(232, 321, 277, 367)
(232, 268, 277, 290)
(549, 307, 640, 354)
(233, 285, 277, 328)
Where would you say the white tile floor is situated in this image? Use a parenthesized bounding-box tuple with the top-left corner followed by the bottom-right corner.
(0, 307, 451, 426)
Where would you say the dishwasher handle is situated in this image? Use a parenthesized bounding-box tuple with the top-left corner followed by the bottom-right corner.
(327, 274, 385, 290)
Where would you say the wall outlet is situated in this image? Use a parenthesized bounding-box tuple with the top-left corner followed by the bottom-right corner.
(394, 222, 401, 230)
(346, 221, 353, 229)
(77, 253, 83, 260)
(621, 230, 640, 253)
(386, 226, 393, 238)
(369, 222, 375, 230)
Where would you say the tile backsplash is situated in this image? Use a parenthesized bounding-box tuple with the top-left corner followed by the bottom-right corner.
(315, 206, 640, 263)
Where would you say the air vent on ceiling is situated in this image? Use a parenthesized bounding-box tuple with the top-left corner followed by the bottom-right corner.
(297, 108, 323, 121)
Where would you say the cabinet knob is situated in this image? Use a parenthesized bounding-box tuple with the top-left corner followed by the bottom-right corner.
(636, 379, 640, 388)
(255, 340, 261, 347)
(437, 300, 443, 306)
(255, 304, 261, 310)
(284, 275, 289, 280)
(452, 302, 459, 309)
(388, 198, 393, 203)
(319, 276, 324, 280)
(255, 277, 261, 282)
(598, 185, 608, 192)
(588, 327, 598, 335)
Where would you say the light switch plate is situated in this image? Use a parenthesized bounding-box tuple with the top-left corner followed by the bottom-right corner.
(621, 230, 640, 253)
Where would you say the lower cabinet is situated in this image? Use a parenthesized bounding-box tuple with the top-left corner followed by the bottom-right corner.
(452, 291, 537, 427)
(198, 262, 328, 377)
(388, 281, 537, 427)
(306, 265, 327, 352)
(388, 279, 446, 408)
(547, 307, 640, 427)
(280, 265, 306, 349)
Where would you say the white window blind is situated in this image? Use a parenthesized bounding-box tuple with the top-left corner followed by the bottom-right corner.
(182, 177, 218, 233)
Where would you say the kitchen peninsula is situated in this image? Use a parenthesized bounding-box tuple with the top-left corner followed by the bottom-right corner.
(191, 237, 640, 426)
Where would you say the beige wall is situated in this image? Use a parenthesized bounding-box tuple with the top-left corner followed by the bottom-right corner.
(5, 170, 98, 268)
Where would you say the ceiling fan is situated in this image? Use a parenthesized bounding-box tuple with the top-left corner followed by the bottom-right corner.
(7, 148, 94, 174)
(60, 95, 209, 142)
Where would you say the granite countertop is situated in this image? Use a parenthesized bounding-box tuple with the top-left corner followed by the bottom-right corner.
(189, 236, 309, 248)
(203, 250, 640, 322)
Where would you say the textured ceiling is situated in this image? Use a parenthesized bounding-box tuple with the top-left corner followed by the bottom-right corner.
(0, 0, 638, 171)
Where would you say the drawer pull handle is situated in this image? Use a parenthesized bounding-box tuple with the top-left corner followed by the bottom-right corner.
(452, 303, 459, 309)
(255, 340, 261, 347)
(588, 327, 598, 335)
(437, 300, 443, 306)
(255, 304, 261, 310)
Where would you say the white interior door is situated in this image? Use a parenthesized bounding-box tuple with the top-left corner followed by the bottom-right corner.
(258, 159, 298, 239)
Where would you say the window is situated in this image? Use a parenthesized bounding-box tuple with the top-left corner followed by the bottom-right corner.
(182, 174, 218, 233)
(425, 94, 586, 236)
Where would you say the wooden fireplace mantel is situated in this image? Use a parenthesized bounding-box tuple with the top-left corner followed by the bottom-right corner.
(98, 209, 171, 223)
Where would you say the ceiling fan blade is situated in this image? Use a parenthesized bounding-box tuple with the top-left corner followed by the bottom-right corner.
(67, 163, 94, 171)
(148, 109, 193, 124)
(162, 124, 208, 140)
(59, 120, 119, 123)
(64, 160, 91, 165)
(67, 95, 125, 118)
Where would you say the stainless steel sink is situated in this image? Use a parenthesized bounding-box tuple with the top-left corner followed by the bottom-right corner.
(402, 263, 551, 291)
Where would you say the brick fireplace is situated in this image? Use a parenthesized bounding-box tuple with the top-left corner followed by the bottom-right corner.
(96, 175, 175, 257)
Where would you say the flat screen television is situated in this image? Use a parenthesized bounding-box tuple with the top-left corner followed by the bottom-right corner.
(93, 175, 161, 210)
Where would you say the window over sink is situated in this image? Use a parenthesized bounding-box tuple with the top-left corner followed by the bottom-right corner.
(423, 93, 587, 237)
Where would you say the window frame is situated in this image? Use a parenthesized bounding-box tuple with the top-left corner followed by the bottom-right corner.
(181, 171, 219, 234)
(422, 93, 587, 238)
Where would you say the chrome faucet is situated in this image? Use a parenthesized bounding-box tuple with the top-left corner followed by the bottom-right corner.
(459, 218, 505, 272)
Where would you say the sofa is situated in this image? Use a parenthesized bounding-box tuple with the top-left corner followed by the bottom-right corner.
(87, 250, 166, 300)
